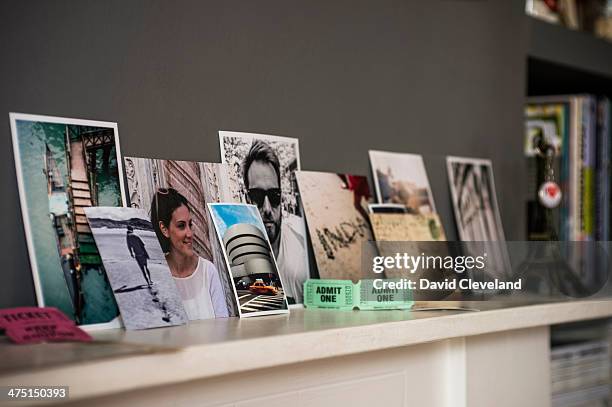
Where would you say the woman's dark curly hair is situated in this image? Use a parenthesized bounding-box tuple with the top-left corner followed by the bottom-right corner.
(150, 188, 190, 253)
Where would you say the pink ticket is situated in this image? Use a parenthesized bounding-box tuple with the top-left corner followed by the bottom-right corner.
(0, 307, 72, 328)
(5, 321, 92, 344)
(0, 307, 91, 344)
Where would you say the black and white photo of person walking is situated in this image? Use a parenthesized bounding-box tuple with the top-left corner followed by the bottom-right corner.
(126, 225, 152, 286)
(85, 206, 188, 330)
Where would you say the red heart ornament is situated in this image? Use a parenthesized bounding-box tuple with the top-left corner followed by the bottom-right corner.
(538, 181, 562, 208)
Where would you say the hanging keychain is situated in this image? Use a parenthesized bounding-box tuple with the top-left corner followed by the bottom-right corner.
(537, 141, 562, 209)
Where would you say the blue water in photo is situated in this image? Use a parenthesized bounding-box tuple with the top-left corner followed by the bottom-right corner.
(15, 119, 120, 324)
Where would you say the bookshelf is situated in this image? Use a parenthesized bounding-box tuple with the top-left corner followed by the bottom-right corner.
(526, 15, 612, 407)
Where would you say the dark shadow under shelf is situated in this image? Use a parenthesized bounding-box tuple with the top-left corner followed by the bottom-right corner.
(528, 57, 612, 96)
(528, 17, 612, 83)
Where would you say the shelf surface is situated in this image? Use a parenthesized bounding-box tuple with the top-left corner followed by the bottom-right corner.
(1, 300, 611, 404)
(528, 17, 612, 80)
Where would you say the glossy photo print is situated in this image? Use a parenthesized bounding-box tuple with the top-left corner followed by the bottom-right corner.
(369, 150, 437, 214)
(10, 113, 125, 328)
(85, 207, 188, 330)
(219, 131, 308, 304)
(208, 203, 289, 317)
(446, 156, 511, 279)
(295, 171, 375, 282)
(124, 157, 237, 319)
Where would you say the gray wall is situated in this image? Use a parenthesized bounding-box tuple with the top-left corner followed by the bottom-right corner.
(0, 0, 528, 307)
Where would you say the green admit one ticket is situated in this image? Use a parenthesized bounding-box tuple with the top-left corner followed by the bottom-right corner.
(304, 279, 413, 310)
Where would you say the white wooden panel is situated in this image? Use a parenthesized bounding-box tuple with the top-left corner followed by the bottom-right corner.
(68, 341, 448, 407)
(444, 337, 467, 407)
(55, 327, 551, 407)
(300, 373, 405, 407)
(237, 392, 297, 407)
(464, 326, 550, 407)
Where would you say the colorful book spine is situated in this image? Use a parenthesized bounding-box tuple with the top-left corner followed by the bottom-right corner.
(596, 97, 610, 242)
(569, 96, 581, 241)
(580, 96, 596, 241)
(560, 101, 571, 242)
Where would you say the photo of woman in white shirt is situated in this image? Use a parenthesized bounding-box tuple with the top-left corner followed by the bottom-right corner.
(151, 188, 229, 319)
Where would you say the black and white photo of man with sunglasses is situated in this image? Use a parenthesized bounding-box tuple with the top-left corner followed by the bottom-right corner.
(241, 140, 308, 304)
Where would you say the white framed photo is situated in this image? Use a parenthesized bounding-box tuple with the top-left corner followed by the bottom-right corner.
(369, 150, 436, 214)
(446, 156, 511, 279)
(208, 203, 289, 317)
(219, 130, 308, 305)
(85, 207, 188, 330)
(10, 112, 126, 329)
(124, 157, 238, 319)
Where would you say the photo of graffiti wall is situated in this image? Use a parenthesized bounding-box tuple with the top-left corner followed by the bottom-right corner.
(295, 171, 374, 282)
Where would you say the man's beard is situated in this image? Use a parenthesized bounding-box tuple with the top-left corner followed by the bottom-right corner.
(262, 215, 280, 245)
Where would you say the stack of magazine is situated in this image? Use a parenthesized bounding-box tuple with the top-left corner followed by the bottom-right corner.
(551, 339, 610, 406)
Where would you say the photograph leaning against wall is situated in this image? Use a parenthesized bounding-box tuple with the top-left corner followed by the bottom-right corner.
(10, 113, 126, 328)
(124, 157, 237, 319)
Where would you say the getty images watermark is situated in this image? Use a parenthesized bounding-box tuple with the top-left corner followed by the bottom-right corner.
(372, 251, 521, 290)
(362, 241, 612, 300)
